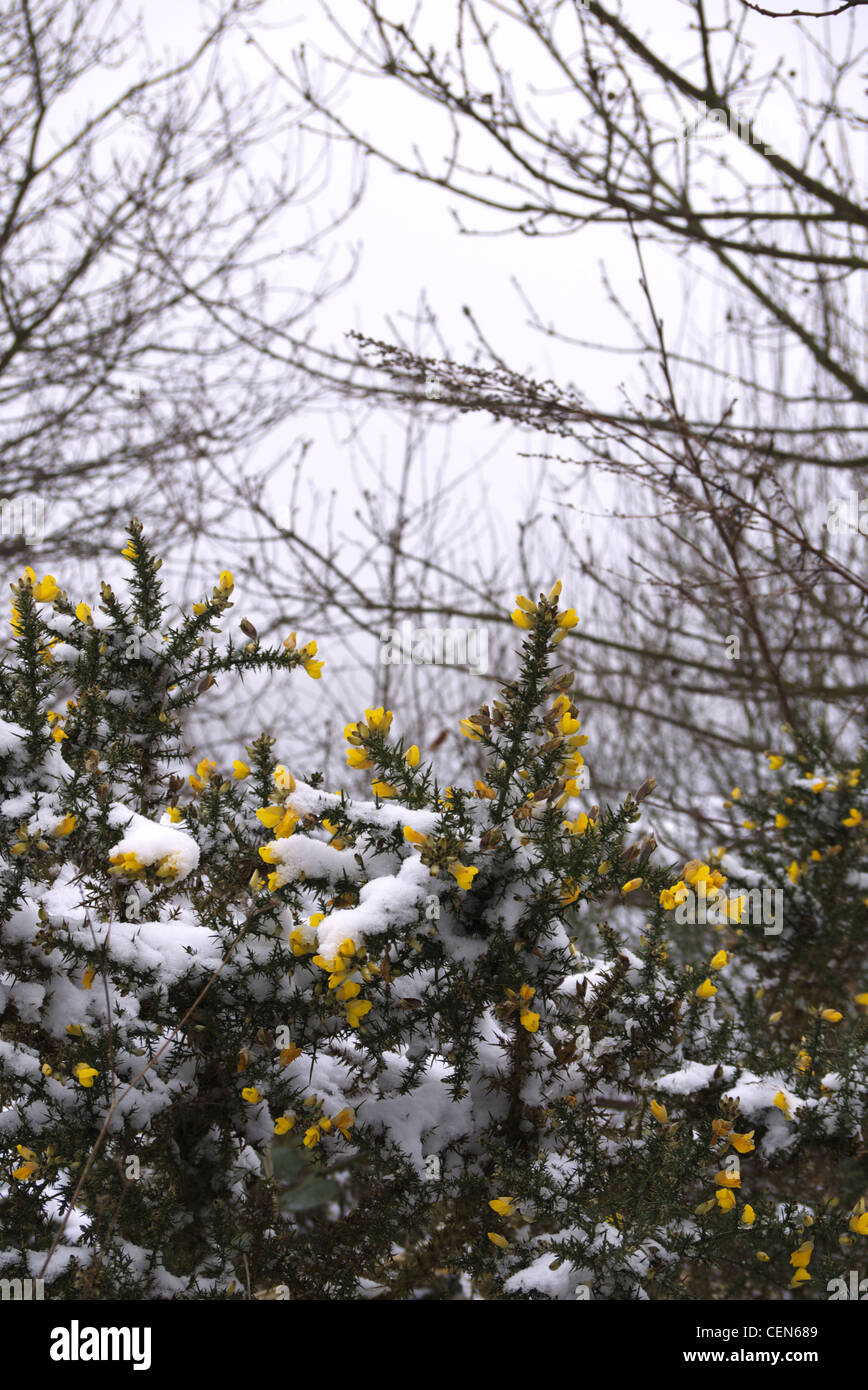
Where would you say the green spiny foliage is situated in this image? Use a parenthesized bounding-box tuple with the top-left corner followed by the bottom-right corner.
(0, 537, 865, 1300)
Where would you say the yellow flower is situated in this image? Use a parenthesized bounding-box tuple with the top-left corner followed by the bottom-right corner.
(519, 984, 535, 1002)
(232, 760, 250, 779)
(75, 602, 92, 623)
(65, 1024, 85, 1037)
(487, 1232, 510, 1248)
(13, 1160, 38, 1181)
(241, 1087, 261, 1104)
(289, 928, 315, 956)
(767, 754, 785, 770)
(519, 1009, 540, 1033)
(849, 1212, 868, 1236)
(345, 999, 372, 1028)
(304, 657, 324, 679)
(303, 1125, 321, 1149)
(489, 1197, 515, 1216)
(274, 766, 296, 791)
(650, 1099, 668, 1125)
(660, 882, 689, 910)
(108, 849, 145, 877)
(74, 1063, 99, 1088)
(621, 877, 643, 894)
(371, 779, 397, 798)
(695, 979, 717, 1000)
(405, 745, 420, 767)
(729, 1131, 755, 1154)
(715, 1188, 737, 1212)
(53, 814, 76, 838)
(855, 993, 868, 1008)
(333, 1107, 355, 1139)
(842, 808, 862, 827)
(33, 575, 59, 602)
(51, 727, 68, 743)
(775, 813, 789, 829)
(558, 712, 582, 736)
(557, 607, 579, 630)
(730, 787, 741, 800)
(347, 747, 374, 769)
(821, 1009, 843, 1023)
(449, 862, 478, 891)
(218, 570, 234, 592)
(710, 950, 729, 971)
(279, 1045, 302, 1065)
(273, 807, 299, 838)
(364, 707, 392, 735)
(82, 965, 96, 990)
(683, 860, 711, 886)
(404, 826, 430, 847)
(741, 1205, 756, 1225)
(742, 820, 757, 830)
(511, 608, 534, 630)
(789, 1241, 813, 1269)
(790, 1269, 811, 1287)
(773, 1091, 792, 1119)
(459, 718, 484, 741)
(274, 1116, 295, 1135)
(565, 814, 589, 836)
(787, 860, 801, 884)
(714, 1169, 741, 1189)
(474, 780, 496, 799)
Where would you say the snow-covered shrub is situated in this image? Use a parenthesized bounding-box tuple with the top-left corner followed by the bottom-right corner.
(1, 536, 865, 1299)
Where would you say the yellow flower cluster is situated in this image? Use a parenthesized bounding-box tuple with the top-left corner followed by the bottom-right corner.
(660, 858, 744, 922)
(403, 825, 478, 890)
(281, 630, 324, 679)
(189, 758, 217, 793)
(12, 1145, 40, 1181)
(303, 1106, 355, 1149)
(108, 847, 183, 882)
(509, 580, 579, 644)
(311, 938, 372, 1027)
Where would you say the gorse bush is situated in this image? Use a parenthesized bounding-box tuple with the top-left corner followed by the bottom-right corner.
(1, 525, 866, 1300)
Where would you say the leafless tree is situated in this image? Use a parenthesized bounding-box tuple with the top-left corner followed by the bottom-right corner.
(0, 0, 372, 577)
(226, 0, 868, 847)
